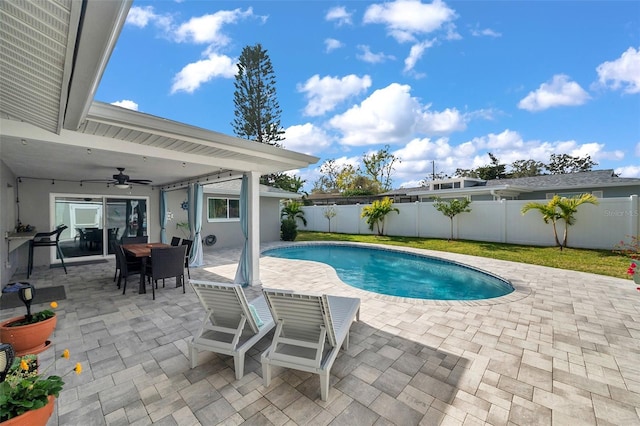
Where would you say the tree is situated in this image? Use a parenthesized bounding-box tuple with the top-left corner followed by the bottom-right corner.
(233, 44, 305, 192)
(432, 197, 472, 241)
(547, 154, 597, 174)
(455, 153, 506, 180)
(508, 159, 546, 178)
(521, 194, 599, 249)
(323, 206, 337, 232)
(280, 200, 307, 226)
(360, 198, 399, 236)
(312, 159, 341, 193)
(232, 44, 284, 146)
(362, 145, 400, 191)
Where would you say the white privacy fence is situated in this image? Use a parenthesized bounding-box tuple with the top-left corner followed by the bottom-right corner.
(299, 195, 639, 250)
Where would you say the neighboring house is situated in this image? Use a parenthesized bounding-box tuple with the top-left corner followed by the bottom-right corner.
(305, 170, 640, 206)
(410, 170, 640, 201)
(166, 180, 301, 249)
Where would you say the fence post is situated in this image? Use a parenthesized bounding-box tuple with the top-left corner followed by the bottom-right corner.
(630, 195, 639, 237)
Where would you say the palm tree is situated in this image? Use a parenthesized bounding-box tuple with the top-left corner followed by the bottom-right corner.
(361, 198, 399, 236)
(522, 194, 598, 249)
(280, 200, 307, 226)
(555, 193, 599, 248)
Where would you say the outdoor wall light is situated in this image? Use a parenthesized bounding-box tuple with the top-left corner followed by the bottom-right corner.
(18, 283, 36, 321)
(0, 343, 15, 382)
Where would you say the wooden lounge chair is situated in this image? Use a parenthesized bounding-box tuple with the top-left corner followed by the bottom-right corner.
(260, 289, 360, 401)
(189, 280, 275, 380)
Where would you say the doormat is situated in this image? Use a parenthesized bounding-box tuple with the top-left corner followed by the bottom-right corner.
(0, 285, 66, 310)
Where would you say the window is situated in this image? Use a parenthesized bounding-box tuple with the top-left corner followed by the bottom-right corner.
(208, 197, 240, 221)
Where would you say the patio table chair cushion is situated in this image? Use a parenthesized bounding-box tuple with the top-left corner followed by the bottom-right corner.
(189, 280, 275, 380)
(260, 288, 360, 401)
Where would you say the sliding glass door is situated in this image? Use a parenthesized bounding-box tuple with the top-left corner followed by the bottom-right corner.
(53, 195, 148, 261)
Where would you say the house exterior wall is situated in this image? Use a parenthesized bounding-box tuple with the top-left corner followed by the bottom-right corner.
(3, 179, 157, 279)
(300, 196, 639, 250)
(1, 159, 18, 285)
(165, 189, 281, 250)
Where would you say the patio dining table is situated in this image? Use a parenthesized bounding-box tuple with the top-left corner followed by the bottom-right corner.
(122, 242, 170, 294)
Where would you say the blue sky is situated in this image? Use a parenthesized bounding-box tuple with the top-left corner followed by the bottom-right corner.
(96, 0, 640, 191)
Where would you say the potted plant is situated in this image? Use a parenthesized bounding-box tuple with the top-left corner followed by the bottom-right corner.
(0, 284, 57, 356)
(0, 344, 81, 425)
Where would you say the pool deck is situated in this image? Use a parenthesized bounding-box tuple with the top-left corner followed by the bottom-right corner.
(2, 241, 639, 425)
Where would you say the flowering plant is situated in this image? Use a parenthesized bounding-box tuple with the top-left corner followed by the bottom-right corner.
(0, 348, 81, 421)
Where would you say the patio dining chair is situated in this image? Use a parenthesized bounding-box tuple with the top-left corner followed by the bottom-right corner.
(189, 280, 275, 380)
(121, 236, 148, 245)
(170, 236, 181, 246)
(147, 245, 187, 300)
(27, 225, 68, 278)
(260, 289, 360, 401)
(181, 239, 193, 279)
(115, 244, 144, 295)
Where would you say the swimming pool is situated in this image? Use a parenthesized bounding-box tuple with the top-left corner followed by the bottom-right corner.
(263, 244, 514, 301)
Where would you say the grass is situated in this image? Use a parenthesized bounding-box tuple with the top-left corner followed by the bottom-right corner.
(296, 231, 634, 280)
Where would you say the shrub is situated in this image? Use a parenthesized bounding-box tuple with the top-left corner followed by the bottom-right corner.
(281, 218, 298, 241)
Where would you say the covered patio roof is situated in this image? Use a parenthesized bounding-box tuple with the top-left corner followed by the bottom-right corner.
(0, 0, 317, 186)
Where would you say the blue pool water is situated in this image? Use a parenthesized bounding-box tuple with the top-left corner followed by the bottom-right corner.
(263, 244, 514, 301)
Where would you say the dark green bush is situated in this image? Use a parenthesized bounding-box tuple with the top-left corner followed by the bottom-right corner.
(280, 218, 298, 241)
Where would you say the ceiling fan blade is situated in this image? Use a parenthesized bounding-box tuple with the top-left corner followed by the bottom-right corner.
(128, 179, 152, 184)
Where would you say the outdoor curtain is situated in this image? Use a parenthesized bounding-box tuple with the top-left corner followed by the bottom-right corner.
(159, 190, 168, 244)
(234, 175, 249, 286)
(188, 183, 204, 267)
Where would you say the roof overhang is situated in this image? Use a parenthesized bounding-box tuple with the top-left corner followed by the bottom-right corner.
(414, 185, 532, 199)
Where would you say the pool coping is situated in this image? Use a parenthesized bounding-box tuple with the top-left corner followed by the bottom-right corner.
(262, 241, 532, 306)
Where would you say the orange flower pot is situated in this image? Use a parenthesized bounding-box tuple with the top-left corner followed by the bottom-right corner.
(0, 395, 55, 426)
(0, 315, 56, 357)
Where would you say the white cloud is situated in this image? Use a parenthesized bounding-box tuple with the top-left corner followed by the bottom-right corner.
(470, 26, 502, 37)
(326, 6, 352, 26)
(325, 38, 344, 53)
(615, 165, 640, 178)
(282, 123, 333, 155)
(298, 74, 372, 116)
(518, 74, 591, 111)
(404, 40, 435, 72)
(170, 53, 236, 94)
(356, 45, 395, 64)
(126, 6, 157, 28)
(174, 8, 255, 45)
(111, 100, 139, 111)
(363, 0, 457, 43)
(328, 83, 466, 146)
(596, 46, 640, 94)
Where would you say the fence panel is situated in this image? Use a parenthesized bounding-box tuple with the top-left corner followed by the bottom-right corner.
(300, 196, 639, 249)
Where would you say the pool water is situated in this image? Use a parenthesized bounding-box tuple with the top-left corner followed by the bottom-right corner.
(263, 244, 514, 301)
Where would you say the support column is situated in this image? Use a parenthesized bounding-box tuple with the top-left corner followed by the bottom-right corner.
(248, 171, 261, 285)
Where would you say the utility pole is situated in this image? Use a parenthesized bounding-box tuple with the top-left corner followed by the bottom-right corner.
(432, 160, 436, 181)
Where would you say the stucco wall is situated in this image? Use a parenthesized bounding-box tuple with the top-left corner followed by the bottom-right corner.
(164, 189, 282, 250)
(1, 159, 18, 285)
(6, 179, 157, 276)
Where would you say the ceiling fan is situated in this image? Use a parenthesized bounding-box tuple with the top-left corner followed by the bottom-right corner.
(85, 168, 152, 189)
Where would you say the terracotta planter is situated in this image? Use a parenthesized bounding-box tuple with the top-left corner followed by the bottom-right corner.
(1, 395, 55, 426)
(0, 315, 56, 357)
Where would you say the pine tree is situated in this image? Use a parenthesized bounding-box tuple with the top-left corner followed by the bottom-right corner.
(232, 44, 284, 146)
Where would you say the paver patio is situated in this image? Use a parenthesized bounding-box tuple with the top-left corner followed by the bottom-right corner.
(2, 242, 639, 425)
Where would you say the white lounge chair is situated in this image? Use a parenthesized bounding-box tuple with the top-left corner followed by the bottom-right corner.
(189, 280, 275, 380)
(260, 289, 360, 401)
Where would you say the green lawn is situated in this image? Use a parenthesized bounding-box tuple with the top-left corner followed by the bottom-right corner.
(296, 231, 633, 279)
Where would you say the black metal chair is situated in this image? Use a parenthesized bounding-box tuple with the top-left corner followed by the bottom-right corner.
(181, 239, 193, 279)
(115, 244, 144, 295)
(147, 245, 187, 300)
(27, 225, 68, 278)
(110, 240, 120, 283)
(170, 237, 181, 246)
